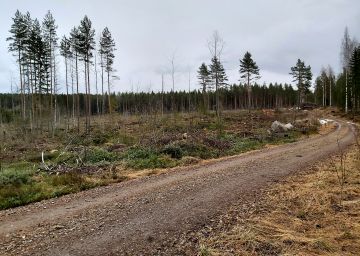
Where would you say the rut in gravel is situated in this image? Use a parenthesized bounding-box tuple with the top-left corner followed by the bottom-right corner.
(0, 120, 356, 255)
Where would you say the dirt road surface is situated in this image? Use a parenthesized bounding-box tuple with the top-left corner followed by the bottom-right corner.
(0, 120, 356, 255)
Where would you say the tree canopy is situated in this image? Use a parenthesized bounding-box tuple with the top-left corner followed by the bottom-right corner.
(290, 59, 312, 105)
(239, 51, 260, 84)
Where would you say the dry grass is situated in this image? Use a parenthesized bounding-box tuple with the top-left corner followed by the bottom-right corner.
(202, 144, 360, 256)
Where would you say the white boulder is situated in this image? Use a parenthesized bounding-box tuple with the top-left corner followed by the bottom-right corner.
(284, 123, 294, 130)
(271, 121, 293, 132)
(318, 119, 334, 125)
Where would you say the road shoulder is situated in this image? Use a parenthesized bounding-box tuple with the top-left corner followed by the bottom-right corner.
(196, 144, 360, 255)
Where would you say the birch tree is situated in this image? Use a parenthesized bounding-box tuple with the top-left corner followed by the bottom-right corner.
(341, 27, 356, 113)
(208, 31, 227, 117)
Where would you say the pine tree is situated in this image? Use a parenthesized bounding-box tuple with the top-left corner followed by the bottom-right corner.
(197, 63, 211, 112)
(29, 19, 49, 95)
(239, 51, 260, 109)
(70, 27, 81, 132)
(94, 52, 100, 115)
(27, 18, 42, 129)
(99, 27, 116, 114)
(289, 59, 312, 107)
(79, 16, 95, 134)
(21, 12, 33, 95)
(7, 10, 28, 120)
(8, 11, 56, 130)
(209, 56, 228, 117)
(99, 42, 105, 115)
(60, 35, 72, 128)
(42, 11, 58, 133)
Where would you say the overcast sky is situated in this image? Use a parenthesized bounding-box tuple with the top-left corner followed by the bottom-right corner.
(1, 0, 360, 93)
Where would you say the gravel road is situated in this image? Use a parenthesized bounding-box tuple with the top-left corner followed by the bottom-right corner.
(0, 120, 356, 255)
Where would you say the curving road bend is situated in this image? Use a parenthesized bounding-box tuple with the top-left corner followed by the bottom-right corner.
(0, 120, 356, 255)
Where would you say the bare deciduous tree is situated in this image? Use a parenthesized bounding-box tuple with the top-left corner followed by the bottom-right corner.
(208, 30, 224, 61)
(208, 31, 227, 118)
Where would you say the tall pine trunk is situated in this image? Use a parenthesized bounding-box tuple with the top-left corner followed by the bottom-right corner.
(53, 49, 57, 135)
(216, 74, 219, 118)
(345, 68, 348, 113)
(107, 68, 111, 114)
(65, 56, 69, 131)
(87, 58, 91, 134)
(49, 41, 54, 135)
(95, 54, 99, 115)
(75, 52, 80, 133)
(71, 58, 75, 127)
(101, 54, 105, 114)
(18, 49, 25, 121)
(84, 60, 88, 133)
(247, 73, 251, 109)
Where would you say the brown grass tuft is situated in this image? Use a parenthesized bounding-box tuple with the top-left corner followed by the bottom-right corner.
(202, 145, 360, 255)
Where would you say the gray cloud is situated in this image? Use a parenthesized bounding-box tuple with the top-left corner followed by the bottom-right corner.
(1, 0, 360, 93)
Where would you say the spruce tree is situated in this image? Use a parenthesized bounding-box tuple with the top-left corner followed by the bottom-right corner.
(349, 46, 360, 111)
(239, 51, 260, 109)
(289, 59, 312, 107)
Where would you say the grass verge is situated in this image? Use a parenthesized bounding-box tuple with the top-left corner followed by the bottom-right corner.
(0, 162, 124, 210)
(200, 144, 360, 255)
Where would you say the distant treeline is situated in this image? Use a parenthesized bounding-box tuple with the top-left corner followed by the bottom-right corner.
(1, 72, 356, 127)
(116, 83, 300, 114)
(1, 83, 300, 121)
